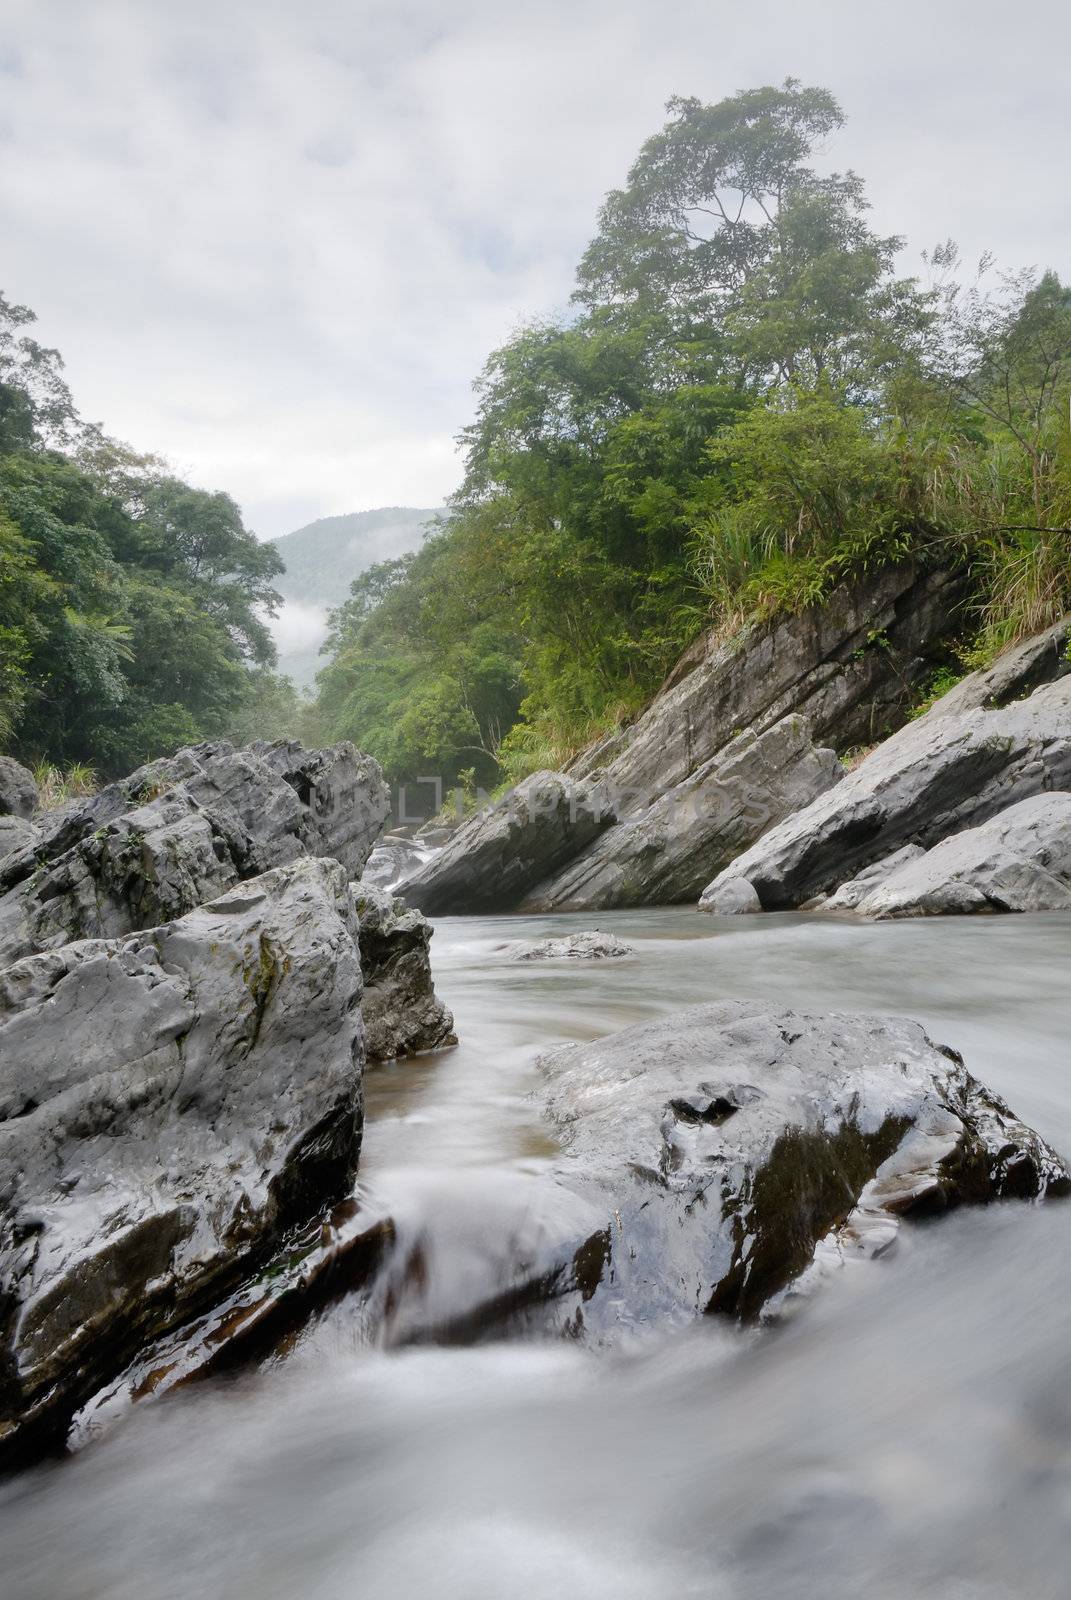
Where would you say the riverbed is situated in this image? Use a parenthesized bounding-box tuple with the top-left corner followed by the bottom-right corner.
(3, 909, 1070, 1599)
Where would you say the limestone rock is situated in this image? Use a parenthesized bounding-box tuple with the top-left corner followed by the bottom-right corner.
(701, 679, 1071, 911)
(0, 756, 37, 820)
(0, 857, 364, 1462)
(596, 564, 966, 804)
(537, 1003, 1070, 1331)
(398, 771, 615, 915)
(524, 715, 841, 911)
(0, 816, 37, 864)
(922, 617, 1070, 721)
(502, 931, 634, 961)
(0, 739, 388, 968)
(354, 884, 456, 1059)
(821, 845, 927, 911)
(853, 792, 1071, 917)
(700, 877, 762, 915)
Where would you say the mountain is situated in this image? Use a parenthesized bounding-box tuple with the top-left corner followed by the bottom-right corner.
(267, 506, 440, 691)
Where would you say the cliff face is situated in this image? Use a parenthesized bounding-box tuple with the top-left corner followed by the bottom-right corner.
(401, 564, 969, 913)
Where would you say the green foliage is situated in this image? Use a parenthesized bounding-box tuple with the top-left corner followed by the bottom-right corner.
(0, 294, 298, 777)
(314, 80, 1071, 787)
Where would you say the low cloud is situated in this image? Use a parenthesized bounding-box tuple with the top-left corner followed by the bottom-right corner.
(2, 0, 1067, 538)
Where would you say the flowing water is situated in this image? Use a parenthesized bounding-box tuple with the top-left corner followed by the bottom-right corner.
(3, 909, 1070, 1599)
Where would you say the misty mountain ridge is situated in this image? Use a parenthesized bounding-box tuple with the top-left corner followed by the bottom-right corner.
(267, 506, 440, 690)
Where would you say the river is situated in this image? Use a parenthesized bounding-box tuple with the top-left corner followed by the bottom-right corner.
(2, 908, 1070, 1599)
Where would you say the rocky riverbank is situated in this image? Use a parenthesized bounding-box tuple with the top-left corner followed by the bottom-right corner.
(1, 587, 1069, 1469)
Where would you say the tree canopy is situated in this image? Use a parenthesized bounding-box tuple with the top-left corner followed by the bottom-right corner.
(0, 293, 299, 771)
(316, 79, 1071, 789)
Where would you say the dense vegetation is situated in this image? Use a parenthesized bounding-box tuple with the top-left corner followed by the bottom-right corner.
(317, 81, 1071, 789)
(0, 295, 299, 777)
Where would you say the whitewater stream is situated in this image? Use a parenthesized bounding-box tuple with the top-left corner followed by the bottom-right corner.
(2, 908, 1070, 1599)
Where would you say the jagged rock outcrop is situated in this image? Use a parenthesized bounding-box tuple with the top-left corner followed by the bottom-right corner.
(524, 715, 841, 911)
(0, 739, 388, 968)
(0, 816, 36, 863)
(843, 792, 1071, 917)
(501, 931, 634, 961)
(701, 678, 1071, 912)
(354, 884, 456, 1059)
(922, 616, 1069, 721)
(0, 757, 37, 822)
(537, 1003, 1070, 1332)
(398, 771, 615, 915)
(589, 564, 966, 804)
(0, 857, 364, 1464)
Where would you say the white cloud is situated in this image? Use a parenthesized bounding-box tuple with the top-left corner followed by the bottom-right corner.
(2, 0, 1068, 537)
(270, 599, 329, 657)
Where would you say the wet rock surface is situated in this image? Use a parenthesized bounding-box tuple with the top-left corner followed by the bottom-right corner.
(0, 757, 37, 821)
(398, 770, 615, 914)
(537, 1002, 1070, 1331)
(0, 739, 388, 967)
(701, 678, 1071, 912)
(524, 715, 841, 911)
(0, 856, 364, 1464)
(849, 792, 1071, 917)
(501, 931, 634, 961)
(354, 884, 456, 1059)
(362, 833, 438, 892)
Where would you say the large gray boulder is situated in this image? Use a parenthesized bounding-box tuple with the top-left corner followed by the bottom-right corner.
(849, 792, 1071, 917)
(354, 884, 456, 1060)
(0, 739, 388, 968)
(538, 1003, 1069, 1332)
(0, 756, 37, 820)
(701, 678, 1071, 911)
(398, 771, 615, 915)
(0, 856, 364, 1463)
(591, 564, 965, 804)
(524, 715, 842, 911)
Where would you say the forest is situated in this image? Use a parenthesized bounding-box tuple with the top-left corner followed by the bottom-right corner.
(3, 81, 1070, 795)
(0, 293, 299, 785)
(315, 81, 1071, 790)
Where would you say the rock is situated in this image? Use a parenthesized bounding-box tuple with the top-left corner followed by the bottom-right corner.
(502, 931, 634, 961)
(701, 678, 1071, 911)
(851, 793, 1071, 918)
(821, 845, 927, 911)
(362, 834, 439, 892)
(537, 1003, 1070, 1331)
(0, 816, 37, 863)
(354, 884, 456, 1059)
(524, 715, 841, 911)
(923, 617, 1070, 720)
(250, 739, 389, 877)
(0, 739, 388, 968)
(0, 756, 37, 820)
(397, 771, 616, 915)
(594, 564, 966, 805)
(700, 877, 762, 915)
(0, 856, 364, 1463)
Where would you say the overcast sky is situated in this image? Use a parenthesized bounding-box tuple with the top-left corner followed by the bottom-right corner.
(2, 0, 1067, 539)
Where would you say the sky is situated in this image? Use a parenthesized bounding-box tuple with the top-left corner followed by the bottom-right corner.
(2, 0, 1068, 540)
